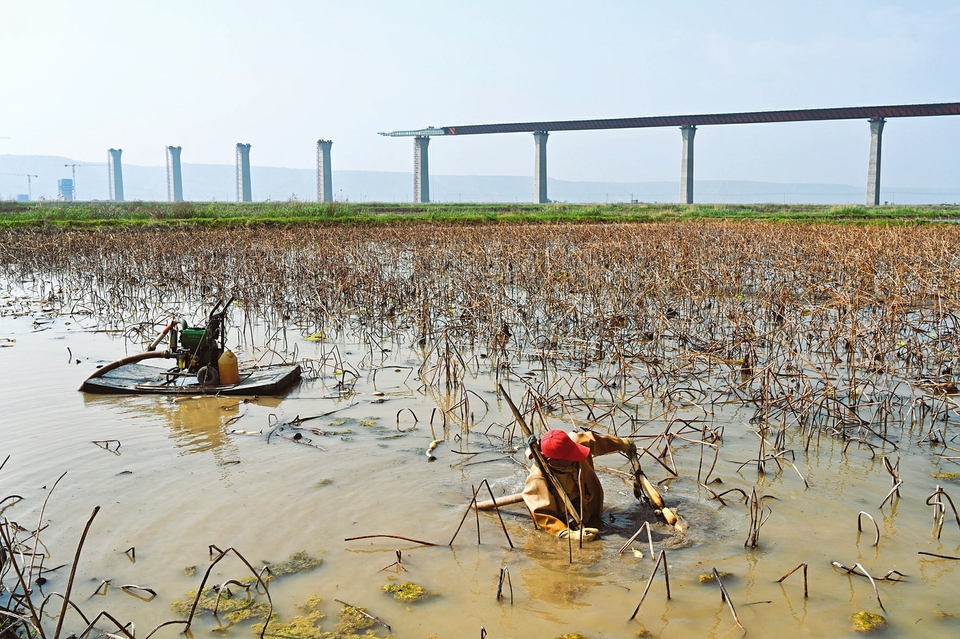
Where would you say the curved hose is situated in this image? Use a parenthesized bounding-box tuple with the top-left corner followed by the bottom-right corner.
(79, 350, 173, 389)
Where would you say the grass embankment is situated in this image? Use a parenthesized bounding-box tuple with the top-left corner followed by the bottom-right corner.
(0, 200, 957, 228)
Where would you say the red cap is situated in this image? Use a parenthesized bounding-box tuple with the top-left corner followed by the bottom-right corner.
(540, 430, 590, 462)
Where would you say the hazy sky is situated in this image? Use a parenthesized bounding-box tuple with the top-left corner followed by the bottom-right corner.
(2, 1, 959, 188)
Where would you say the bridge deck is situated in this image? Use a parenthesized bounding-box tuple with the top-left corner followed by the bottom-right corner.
(380, 102, 960, 137)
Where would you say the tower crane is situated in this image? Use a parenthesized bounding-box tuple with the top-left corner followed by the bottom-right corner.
(0, 173, 39, 200)
(64, 164, 81, 200)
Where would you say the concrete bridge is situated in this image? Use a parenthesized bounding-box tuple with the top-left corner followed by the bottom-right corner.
(380, 102, 960, 206)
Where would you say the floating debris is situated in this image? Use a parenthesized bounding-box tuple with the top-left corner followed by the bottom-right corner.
(183, 566, 197, 577)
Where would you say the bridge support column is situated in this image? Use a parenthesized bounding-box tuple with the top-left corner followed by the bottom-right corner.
(533, 130, 548, 203)
(679, 125, 695, 204)
(108, 148, 124, 202)
(236, 143, 252, 202)
(414, 135, 430, 203)
(166, 146, 183, 202)
(866, 117, 885, 206)
(316, 139, 333, 203)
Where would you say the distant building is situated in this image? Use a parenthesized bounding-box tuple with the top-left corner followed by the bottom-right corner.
(58, 178, 74, 201)
(16, 194, 29, 202)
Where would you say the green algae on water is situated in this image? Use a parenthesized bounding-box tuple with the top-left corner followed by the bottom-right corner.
(254, 597, 394, 639)
(254, 596, 324, 639)
(333, 604, 377, 636)
(852, 611, 887, 631)
(183, 565, 197, 576)
(698, 571, 731, 583)
(171, 586, 272, 624)
(382, 581, 427, 603)
(264, 550, 323, 577)
(171, 552, 321, 623)
(932, 472, 960, 480)
(552, 634, 593, 639)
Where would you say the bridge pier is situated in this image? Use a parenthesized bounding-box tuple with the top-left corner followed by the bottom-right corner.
(108, 148, 124, 202)
(866, 117, 885, 206)
(533, 131, 548, 203)
(679, 125, 696, 204)
(166, 146, 183, 202)
(317, 139, 333, 203)
(414, 136, 430, 203)
(236, 143, 252, 202)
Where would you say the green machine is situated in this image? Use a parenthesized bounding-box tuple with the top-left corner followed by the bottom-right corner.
(168, 297, 234, 385)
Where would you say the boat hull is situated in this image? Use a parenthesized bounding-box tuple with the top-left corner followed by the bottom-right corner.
(80, 363, 302, 396)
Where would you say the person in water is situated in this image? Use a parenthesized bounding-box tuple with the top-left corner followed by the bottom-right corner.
(522, 429, 636, 542)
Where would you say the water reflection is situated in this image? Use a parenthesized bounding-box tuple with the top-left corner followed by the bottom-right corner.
(518, 534, 606, 609)
(82, 392, 282, 457)
(164, 396, 238, 454)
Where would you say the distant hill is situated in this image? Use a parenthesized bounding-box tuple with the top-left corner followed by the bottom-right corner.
(1, 154, 957, 205)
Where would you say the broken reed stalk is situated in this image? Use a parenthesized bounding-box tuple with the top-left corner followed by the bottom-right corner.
(776, 562, 809, 597)
(53, 505, 100, 639)
(119, 584, 156, 602)
(473, 484, 481, 545)
(73, 610, 136, 639)
(496, 567, 513, 604)
(378, 550, 405, 574)
(343, 534, 439, 547)
(213, 580, 250, 615)
(713, 568, 746, 635)
(480, 479, 514, 549)
(918, 551, 960, 560)
(926, 485, 960, 539)
(0, 522, 45, 638)
(854, 563, 885, 611)
(448, 484, 482, 546)
(879, 480, 903, 509)
(629, 549, 670, 620)
(334, 599, 390, 631)
(857, 511, 881, 547)
(700, 484, 750, 506)
(745, 487, 769, 548)
(618, 521, 655, 561)
(29, 472, 68, 592)
(831, 562, 903, 582)
(184, 547, 273, 639)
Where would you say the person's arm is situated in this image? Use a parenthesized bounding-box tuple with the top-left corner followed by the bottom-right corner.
(574, 430, 633, 457)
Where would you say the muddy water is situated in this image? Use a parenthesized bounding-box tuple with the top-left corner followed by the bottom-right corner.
(3, 309, 960, 639)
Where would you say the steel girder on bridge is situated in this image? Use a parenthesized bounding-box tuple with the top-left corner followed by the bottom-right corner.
(380, 101, 960, 205)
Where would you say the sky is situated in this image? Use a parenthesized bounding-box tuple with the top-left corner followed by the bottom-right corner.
(1, 1, 959, 190)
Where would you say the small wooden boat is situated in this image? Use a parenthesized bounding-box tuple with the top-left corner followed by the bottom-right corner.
(80, 361, 301, 396)
(79, 298, 301, 396)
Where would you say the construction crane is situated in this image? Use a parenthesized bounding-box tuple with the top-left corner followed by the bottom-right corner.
(64, 164, 81, 200)
(1, 173, 39, 200)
